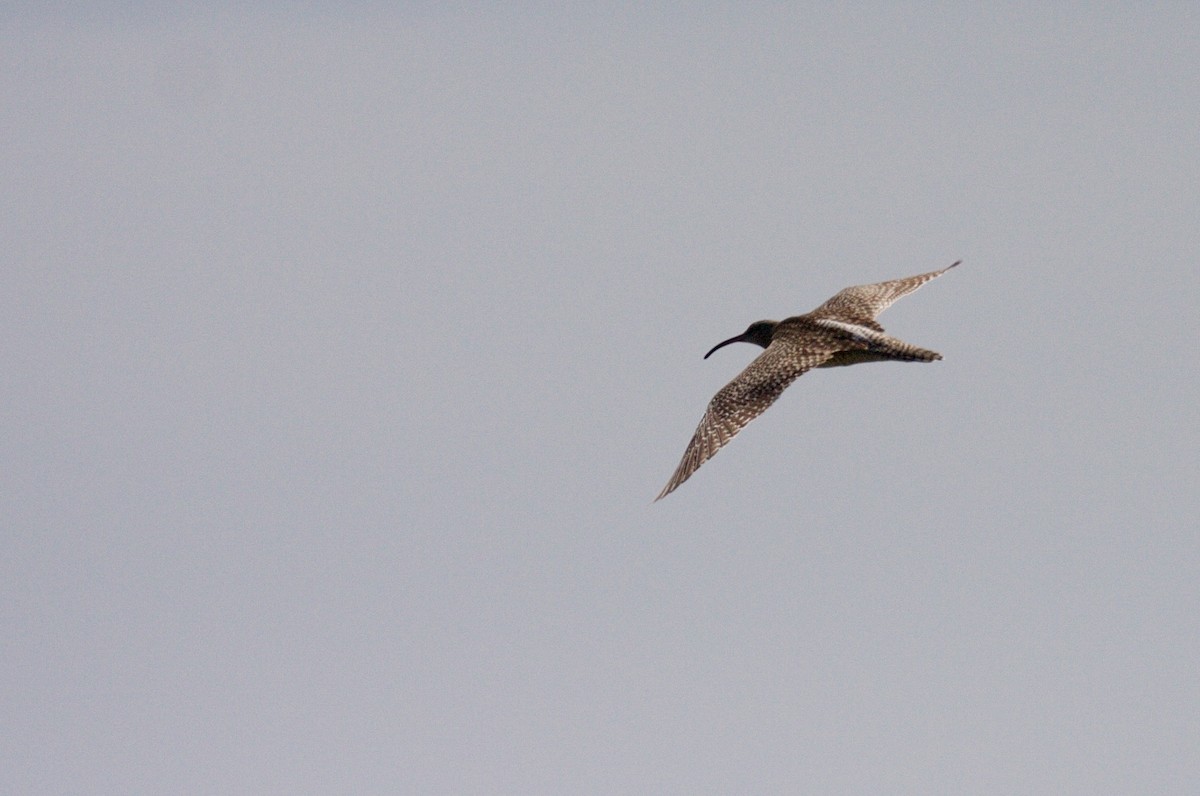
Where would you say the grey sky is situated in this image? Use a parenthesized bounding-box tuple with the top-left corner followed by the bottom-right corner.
(4, 5, 1199, 793)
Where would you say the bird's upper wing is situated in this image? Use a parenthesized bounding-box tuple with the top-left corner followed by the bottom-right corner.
(809, 260, 960, 328)
(656, 339, 836, 500)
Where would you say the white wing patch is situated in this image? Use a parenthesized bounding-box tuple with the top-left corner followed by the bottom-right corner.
(813, 318, 887, 344)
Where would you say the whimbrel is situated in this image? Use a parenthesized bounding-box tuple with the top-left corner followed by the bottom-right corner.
(656, 261, 960, 500)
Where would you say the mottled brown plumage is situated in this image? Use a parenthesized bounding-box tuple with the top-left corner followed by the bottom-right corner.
(656, 261, 959, 500)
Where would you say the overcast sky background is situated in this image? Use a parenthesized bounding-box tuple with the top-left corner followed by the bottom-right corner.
(4, 4, 1199, 793)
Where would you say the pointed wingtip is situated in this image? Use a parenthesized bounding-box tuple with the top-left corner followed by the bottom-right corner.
(655, 475, 684, 501)
(947, 259, 962, 270)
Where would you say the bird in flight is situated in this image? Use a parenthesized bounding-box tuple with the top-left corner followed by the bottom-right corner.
(656, 261, 960, 500)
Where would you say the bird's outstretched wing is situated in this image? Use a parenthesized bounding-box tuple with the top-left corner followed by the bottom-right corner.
(809, 260, 960, 328)
(656, 341, 834, 500)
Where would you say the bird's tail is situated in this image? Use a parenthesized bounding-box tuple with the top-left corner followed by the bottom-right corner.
(813, 319, 944, 364)
(871, 336, 942, 362)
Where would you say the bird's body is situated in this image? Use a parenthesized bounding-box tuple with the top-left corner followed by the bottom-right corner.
(656, 261, 960, 500)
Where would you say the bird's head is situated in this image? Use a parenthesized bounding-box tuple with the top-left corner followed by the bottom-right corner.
(704, 320, 778, 359)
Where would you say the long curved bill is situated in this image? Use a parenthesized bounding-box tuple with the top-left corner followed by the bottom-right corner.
(704, 333, 750, 359)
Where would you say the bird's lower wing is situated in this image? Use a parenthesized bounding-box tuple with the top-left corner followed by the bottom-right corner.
(656, 343, 835, 500)
(810, 260, 960, 325)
